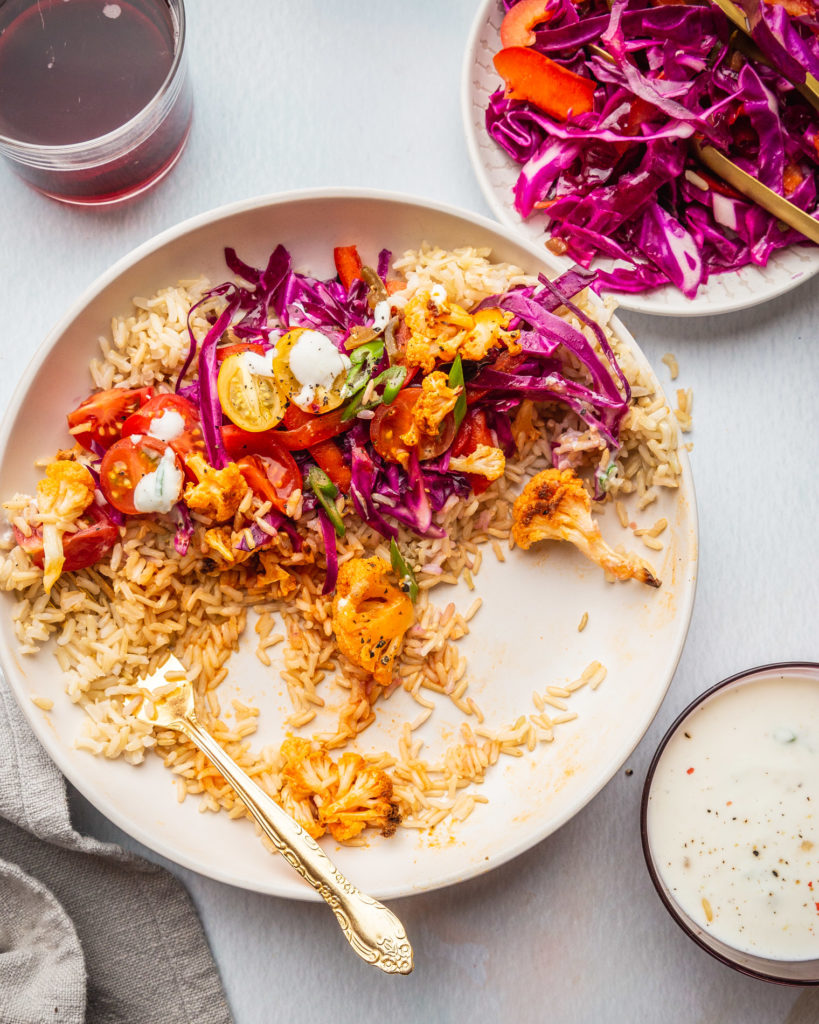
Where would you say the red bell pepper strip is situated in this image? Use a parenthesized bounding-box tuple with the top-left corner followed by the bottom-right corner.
(308, 439, 351, 494)
(500, 0, 555, 48)
(333, 246, 364, 292)
(451, 409, 494, 496)
(215, 342, 265, 363)
(493, 46, 597, 121)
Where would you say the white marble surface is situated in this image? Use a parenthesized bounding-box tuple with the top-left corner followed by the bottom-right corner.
(2, 1, 818, 1021)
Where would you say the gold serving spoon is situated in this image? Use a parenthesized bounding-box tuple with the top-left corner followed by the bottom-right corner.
(136, 656, 413, 974)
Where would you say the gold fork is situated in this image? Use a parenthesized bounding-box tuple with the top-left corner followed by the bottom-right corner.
(136, 656, 413, 974)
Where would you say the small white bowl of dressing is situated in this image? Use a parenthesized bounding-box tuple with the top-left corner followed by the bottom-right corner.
(642, 663, 819, 984)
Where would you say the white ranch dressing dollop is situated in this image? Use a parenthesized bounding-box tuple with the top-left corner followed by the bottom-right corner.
(288, 329, 350, 407)
(133, 448, 184, 514)
(147, 409, 186, 443)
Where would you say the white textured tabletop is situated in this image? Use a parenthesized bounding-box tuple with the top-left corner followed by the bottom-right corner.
(2, 2, 818, 1022)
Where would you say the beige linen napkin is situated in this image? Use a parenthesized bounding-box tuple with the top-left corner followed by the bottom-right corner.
(0, 676, 233, 1024)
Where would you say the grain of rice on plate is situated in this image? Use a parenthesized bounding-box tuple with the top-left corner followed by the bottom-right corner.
(0, 241, 685, 846)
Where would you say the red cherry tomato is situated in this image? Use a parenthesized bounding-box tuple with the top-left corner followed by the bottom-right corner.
(120, 393, 204, 460)
(66, 387, 153, 452)
(14, 506, 119, 572)
(370, 388, 456, 465)
(99, 436, 181, 515)
(236, 453, 301, 515)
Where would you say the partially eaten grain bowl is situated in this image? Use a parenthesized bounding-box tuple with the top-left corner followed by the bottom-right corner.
(0, 194, 697, 899)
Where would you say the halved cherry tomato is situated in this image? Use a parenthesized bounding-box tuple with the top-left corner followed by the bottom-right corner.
(216, 342, 265, 363)
(120, 393, 204, 460)
(236, 453, 301, 515)
(451, 408, 494, 495)
(217, 351, 287, 432)
(308, 439, 351, 493)
(333, 245, 363, 291)
(67, 387, 153, 452)
(370, 388, 456, 465)
(13, 505, 119, 572)
(99, 436, 182, 515)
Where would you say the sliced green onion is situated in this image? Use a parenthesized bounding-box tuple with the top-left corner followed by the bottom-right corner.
(449, 355, 467, 431)
(307, 465, 345, 537)
(340, 365, 407, 420)
(390, 538, 419, 603)
(379, 365, 407, 405)
(343, 340, 384, 398)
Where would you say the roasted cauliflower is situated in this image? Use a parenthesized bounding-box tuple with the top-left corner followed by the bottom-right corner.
(279, 737, 400, 841)
(400, 370, 461, 449)
(36, 460, 96, 592)
(512, 468, 660, 588)
(331, 557, 414, 685)
(183, 454, 249, 522)
(403, 289, 520, 373)
(449, 444, 506, 481)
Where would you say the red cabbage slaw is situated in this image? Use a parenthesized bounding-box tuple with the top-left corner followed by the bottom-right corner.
(173, 245, 630, 582)
(486, 0, 819, 297)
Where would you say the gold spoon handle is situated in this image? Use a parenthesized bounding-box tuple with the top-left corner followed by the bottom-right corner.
(177, 716, 413, 974)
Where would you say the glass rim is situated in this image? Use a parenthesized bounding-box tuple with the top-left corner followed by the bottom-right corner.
(0, 0, 186, 157)
(640, 661, 819, 986)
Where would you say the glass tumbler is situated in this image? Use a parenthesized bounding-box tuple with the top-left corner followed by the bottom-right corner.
(0, 0, 192, 205)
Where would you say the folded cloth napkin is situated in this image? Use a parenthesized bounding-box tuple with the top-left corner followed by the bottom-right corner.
(0, 677, 234, 1024)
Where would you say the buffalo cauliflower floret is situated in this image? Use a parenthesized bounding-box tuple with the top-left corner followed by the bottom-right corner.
(331, 557, 414, 685)
(401, 371, 461, 449)
(35, 460, 96, 592)
(278, 737, 400, 841)
(403, 290, 520, 373)
(183, 454, 249, 522)
(449, 444, 506, 481)
(512, 468, 660, 588)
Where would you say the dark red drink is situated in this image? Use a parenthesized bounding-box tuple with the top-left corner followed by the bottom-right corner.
(0, 0, 191, 204)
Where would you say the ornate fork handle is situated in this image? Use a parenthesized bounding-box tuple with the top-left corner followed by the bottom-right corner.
(176, 715, 413, 974)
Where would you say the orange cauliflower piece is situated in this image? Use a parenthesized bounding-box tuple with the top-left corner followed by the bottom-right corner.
(183, 454, 249, 522)
(401, 370, 461, 448)
(449, 444, 506, 481)
(512, 468, 660, 587)
(278, 737, 400, 841)
(36, 460, 96, 592)
(403, 290, 520, 373)
(331, 556, 414, 685)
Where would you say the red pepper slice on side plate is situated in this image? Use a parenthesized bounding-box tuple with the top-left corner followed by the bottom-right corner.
(67, 386, 154, 452)
(493, 46, 597, 121)
(307, 439, 351, 494)
(500, 0, 555, 47)
(333, 245, 364, 292)
(14, 505, 119, 572)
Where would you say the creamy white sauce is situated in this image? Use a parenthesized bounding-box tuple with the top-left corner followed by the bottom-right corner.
(647, 673, 819, 961)
(237, 349, 276, 377)
(147, 409, 185, 443)
(288, 329, 350, 408)
(132, 448, 184, 514)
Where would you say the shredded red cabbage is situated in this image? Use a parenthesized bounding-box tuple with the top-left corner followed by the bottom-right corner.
(317, 509, 339, 595)
(486, 0, 819, 297)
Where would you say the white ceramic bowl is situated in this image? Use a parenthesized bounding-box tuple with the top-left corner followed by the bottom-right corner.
(0, 189, 698, 900)
(461, 0, 819, 317)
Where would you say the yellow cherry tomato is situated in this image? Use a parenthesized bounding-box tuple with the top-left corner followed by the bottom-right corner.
(216, 352, 287, 432)
(272, 327, 350, 416)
